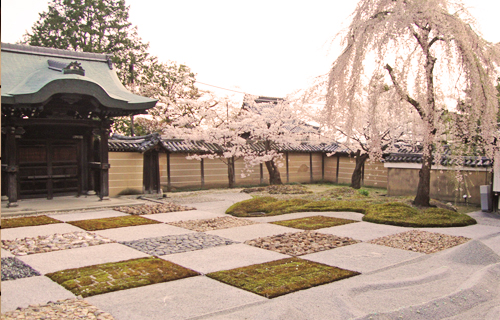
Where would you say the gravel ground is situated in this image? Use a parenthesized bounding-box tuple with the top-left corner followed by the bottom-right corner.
(1, 257, 41, 281)
(1, 232, 115, 256)
(113, 202, 195, 215)
(167, 216, 257, 232)
(369, 230, 471, 254)
(245, 231, 361, 256)
(1, 298, 115, 320)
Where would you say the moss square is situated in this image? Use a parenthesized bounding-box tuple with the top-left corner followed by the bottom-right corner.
(46, 257, 199, 297)
(271, 215, 358, 230)
(67, 215, 161, 231)
(207, 257, 359, 298)
(1, 215, 62, 229)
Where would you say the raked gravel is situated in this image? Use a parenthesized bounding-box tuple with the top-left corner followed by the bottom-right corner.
(369, 230, 471, 254)
(1, 298, 115, 320)
(1, 231, 115, 256)
(167, 216, 257, 232)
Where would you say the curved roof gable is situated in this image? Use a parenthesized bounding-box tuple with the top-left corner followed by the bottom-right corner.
(1, 43, 157, 112)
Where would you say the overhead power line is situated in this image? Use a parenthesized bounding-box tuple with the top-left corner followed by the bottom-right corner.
(195, 81, 247, 94)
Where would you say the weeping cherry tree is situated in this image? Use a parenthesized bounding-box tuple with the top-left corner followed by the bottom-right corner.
(326, 0, 500, 206)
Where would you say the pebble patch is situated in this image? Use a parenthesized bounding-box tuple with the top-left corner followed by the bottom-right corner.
(369, 230, 471, 254)
(167, 216, 257, 232)
(120, 233, 238, 256)
(1, 257, 41, 281)
(1, 232, 115, 256)
(113, 202, 195, 215)
(245, 231, 360, 256)
(1, 298, 115, 320)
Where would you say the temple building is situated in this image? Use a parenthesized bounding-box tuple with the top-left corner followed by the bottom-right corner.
(1, 43, 157, 207)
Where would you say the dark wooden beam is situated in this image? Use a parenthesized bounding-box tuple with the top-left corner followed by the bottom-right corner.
(200, 158, 205, 188)
(3, 126, 24, 207)
(310, 152, 313, 183)
(286, 152, 290, 183)
(167, 152, 172, 192)
(98, 127, 110, 200)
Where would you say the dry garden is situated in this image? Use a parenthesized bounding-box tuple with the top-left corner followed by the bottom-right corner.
(1, 184, 478, 303)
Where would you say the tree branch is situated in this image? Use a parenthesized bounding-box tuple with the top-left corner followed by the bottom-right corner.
(384, 64, 426, 119)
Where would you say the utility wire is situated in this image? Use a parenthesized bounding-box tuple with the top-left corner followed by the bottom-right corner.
(195, 81, 326, 106)
(195, 81, 247, 94)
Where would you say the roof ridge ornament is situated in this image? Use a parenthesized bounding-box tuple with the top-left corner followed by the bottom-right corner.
(47, 59, 85, 76)
(63, 61, 85, 76)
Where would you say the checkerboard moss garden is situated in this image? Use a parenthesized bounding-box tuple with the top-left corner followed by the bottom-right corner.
(207, 257, 359, 298)
(46, 257, 199, 297)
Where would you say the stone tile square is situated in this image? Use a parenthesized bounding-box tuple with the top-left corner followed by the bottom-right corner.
(2, 248, 14, 258)
(302, 242, 425, 273)
(320, 221, 408, 241)
(206, 223, 299, 242)
(119, 233, 238, 256)
(1, 276, 75, 312)
(1, 223, 84, 241)
(143, 210, 225, 223)
(2, 257, 41, 280)
(86, 276, 266, 320)
(93, 223, 196, 242)
(161, 243, 289, 274)
(18, 243, 150, 274)
(245, 231, 360, 256)
(47, 209, 129, 222)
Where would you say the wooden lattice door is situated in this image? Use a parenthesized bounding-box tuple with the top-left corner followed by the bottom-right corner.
(18, 140, 81, 199)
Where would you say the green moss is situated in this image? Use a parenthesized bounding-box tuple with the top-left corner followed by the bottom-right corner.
(363, 202, 477, 227)
(2, 215, 62, 229)
(67, 215, 161, 231)
(226, 197, 368, 217)
(225, 197, 278, 216)
(271, 215, 358, 230)
(208, 258, 359, 298)
(46, 257, 199, 297)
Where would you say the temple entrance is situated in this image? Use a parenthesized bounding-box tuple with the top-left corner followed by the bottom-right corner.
(18, 139, 81, 199)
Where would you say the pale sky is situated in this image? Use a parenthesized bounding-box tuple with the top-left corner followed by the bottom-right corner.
(2, 0, 500, 98)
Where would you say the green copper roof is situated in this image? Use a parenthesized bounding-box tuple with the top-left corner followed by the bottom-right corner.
(1, 43, 157, 112)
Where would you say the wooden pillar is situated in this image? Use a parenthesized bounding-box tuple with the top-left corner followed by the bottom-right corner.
(309, 152, 313, 183)
(286, 152, 289, 183)
(87, 133, 96, 195)
(166, 152, 172, 192)
(260, 163, 264, 185)
(200, 158, 205, 188)
(336, 155, 340, 184)
(321, 153, 325, 181)
(98, 127, 110, 200)
(3, 127, 24, 207)
(47, 140, 54, 200)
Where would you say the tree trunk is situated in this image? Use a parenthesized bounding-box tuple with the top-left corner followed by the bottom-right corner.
(414, 151, 432, 207)
(265, 160, 283, 185)
(351, 151, 369, 189)
(227, 157, 235, 188)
